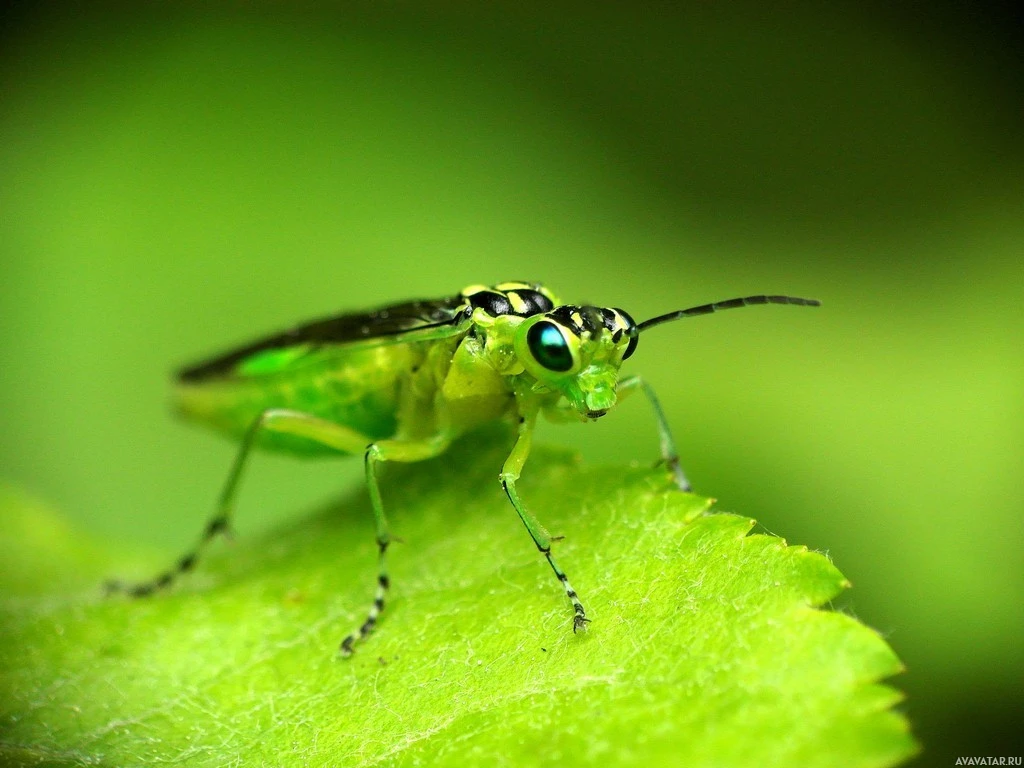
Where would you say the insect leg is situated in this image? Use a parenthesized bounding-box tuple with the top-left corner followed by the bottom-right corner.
(105, 408, 291, 597)
(499, 411, 590, 633)
(337, 435, 451, 657)
(105, 409, 374, 596)
(616, 375, 690, 491)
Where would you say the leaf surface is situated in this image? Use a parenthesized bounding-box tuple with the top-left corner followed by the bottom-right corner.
(0, 438, 916, 767)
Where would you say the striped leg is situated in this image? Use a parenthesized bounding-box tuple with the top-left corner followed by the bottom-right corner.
(339, 435, 450, 657)
(105, 409, 449, 657)
(500, 408, 589, 633)
(104, 407, 309, 597)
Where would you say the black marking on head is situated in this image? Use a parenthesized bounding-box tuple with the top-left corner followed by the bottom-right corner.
(623, 333, 639, 360)
(615, 307, 639, 359)
(548, 304, 624, 338)
(599, 308, 620, 332)
(581, 306, 605, 333)
(549, 306, 584, 335)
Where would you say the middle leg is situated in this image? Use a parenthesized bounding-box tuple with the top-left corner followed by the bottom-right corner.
(339, 434, 452, 656)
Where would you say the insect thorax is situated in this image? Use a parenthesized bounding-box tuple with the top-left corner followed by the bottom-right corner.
(459, 281, 561, 319)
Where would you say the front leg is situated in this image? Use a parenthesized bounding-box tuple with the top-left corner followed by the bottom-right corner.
(499, 406, 590, 633)
(617, 375, 691, 492)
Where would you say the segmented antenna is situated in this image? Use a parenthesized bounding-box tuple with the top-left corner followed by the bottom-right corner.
(636, 295, 820, 333)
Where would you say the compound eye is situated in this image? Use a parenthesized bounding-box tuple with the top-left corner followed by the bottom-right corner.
(527, 321, 574, 372)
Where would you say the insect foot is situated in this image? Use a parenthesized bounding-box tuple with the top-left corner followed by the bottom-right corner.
(103, 575, 169, 599)
(338, 568, 390, 659)
(338, 608, 380, 659)
(339, 635, 357, 658)
(573, 612, 592, 633)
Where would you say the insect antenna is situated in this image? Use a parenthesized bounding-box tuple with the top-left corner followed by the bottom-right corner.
(636, 295, 820, 333)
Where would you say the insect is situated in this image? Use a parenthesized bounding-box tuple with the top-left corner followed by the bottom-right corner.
(106, 281, 819, 655)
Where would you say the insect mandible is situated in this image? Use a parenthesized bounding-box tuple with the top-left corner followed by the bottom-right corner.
(106, 281, 819, 655)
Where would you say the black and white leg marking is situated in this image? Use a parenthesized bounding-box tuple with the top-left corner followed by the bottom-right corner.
(540, 544, 590, 633)
(501, 476, 590, 633)
(103, 409, 290, 599)
(104, 514, 231, 598)
(338, 442, 395, 657)
(339, 536, 391, 657)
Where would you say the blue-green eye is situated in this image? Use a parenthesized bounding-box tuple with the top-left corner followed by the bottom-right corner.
(527, 321, 573, 372)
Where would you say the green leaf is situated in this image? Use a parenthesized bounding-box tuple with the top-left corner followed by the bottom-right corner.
(0, 436, 916, 767)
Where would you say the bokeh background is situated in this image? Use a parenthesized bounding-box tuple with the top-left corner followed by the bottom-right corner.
(1, 4, 1020, 765)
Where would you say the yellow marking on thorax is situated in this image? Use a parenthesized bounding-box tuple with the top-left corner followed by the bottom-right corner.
(506, 292, 530, 314)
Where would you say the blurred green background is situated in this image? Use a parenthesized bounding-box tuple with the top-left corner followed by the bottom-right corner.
(1, 4, 1020, 765)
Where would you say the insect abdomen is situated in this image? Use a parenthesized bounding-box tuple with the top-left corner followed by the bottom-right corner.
(173, 345, 415, 456)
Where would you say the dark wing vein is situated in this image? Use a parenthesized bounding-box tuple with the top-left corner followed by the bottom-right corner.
(177, 294, 467, 383)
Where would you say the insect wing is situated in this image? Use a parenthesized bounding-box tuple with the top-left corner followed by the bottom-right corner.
(178, 294, 469, 383)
